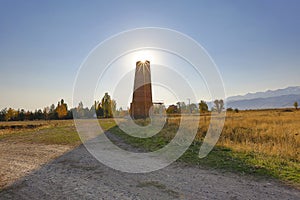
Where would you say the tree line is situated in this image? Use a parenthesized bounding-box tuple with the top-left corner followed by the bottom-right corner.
(2, 95, 298, 121)
(0, 97, 222, 121)
(166, 99, 225, 114)
(0, 92, 118, 121)
(166, 100, 299, 114)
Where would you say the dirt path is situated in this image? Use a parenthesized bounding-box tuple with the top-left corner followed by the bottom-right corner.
(0, 132, 299, 200)
(0, 141, 72, 189)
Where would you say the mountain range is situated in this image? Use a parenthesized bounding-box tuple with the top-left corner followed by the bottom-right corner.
(226, 86, 300, 110)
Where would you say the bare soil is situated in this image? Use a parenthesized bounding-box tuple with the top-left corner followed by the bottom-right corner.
(0, 141, 72, 189)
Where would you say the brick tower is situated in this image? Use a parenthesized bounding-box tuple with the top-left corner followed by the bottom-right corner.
(130, 60, 153, 119)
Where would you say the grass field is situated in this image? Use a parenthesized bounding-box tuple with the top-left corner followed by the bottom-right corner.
(0, 120, 80, 146)
(0, 109, 299, 188)
(108, 109, 300, 188)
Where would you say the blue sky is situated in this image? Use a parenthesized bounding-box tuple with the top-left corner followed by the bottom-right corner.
(0, 0, 299, 110)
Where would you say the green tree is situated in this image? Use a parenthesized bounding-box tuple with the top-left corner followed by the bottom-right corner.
(294, 101, 298, 110)
(213, 99, 224, 113)
(176, 102, 186, 113)
(101, 92, 113, 118)
(0, 108, 7, 121)
(166, 105, 179, 114)
(76, 101, 85, 118)
(34, 109, 44, 120)
(19, 109, 25, 121)
(25, 111, 34, 120)
(43, 107, 49, 120)
(48, 104, 58, 120)
(111, 99, 117, 114)
(96, 102, 104, 118)
(199, 100, 209, 113)
(189, 103, 198, 113)
(226, 107, 233, 112)
(75, 102, 90, 118)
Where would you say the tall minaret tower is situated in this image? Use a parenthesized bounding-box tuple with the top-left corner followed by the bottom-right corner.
(130, 60, 153, 119)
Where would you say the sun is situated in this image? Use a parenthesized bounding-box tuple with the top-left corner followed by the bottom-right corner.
(131, 50, 155, 64)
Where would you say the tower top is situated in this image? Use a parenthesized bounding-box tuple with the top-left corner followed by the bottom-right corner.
(136, 60, 150, 65)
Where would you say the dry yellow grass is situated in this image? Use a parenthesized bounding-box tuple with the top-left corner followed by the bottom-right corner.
(185, 109, 299, 162)
(0, 120, 74, 137)
(166, 109, 300, 161)
(220, 110, 299, 162)
(161, 110, 299, 186)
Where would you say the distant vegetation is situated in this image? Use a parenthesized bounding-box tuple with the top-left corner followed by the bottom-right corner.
(165, 99, 225, 114)
(1, 92, 221, 121)
(199, 100, 209, 113)
(0, 92, 119, 121)
(2, 95, 298, 122)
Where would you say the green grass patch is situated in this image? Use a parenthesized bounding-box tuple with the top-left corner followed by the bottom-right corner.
(0, 119, 117, 146)
(24, 125, 80, 145)
(98, 118, 117, 131)
(0, 121, 80, 146)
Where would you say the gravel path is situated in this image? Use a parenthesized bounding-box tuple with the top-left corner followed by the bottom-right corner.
(0, 141, 72, 189)
(0, 132, 299, 200)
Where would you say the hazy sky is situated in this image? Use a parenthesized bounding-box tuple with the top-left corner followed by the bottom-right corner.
(1, 0, 300, 110)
